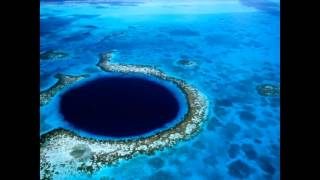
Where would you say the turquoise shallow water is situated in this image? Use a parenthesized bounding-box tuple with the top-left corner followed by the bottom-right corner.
(40, 0, 280, 179)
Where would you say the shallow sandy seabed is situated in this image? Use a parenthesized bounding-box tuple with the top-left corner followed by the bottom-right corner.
(40, 51, 209, 180)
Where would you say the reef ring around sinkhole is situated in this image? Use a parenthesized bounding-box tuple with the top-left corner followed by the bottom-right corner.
(40, 50, 208, 179)
(59, 74, 189, 139)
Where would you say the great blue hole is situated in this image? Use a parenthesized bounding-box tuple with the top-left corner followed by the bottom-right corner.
(59, 76, 181, 138)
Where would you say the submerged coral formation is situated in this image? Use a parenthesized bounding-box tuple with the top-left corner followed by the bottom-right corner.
(40, 74, 89, 106)
(256, 84, 280, 97)
(176, 59, 198, 68)
(228, 160, 252, 179)
(40, 50, 69, 60)
(70, 144, 93, 161)
(40, 51, 208, 179)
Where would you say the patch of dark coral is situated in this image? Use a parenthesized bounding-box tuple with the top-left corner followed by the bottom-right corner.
(241, 144, 258, 160)
(238, 111, 256, 122)
(83, 25, 99, 29)
(95, 31, 127, 45)
(175, 58, 198, 69)
(270, 144, 279, 157)
(228, 95, 250, 104)
(216, 98, 233, 107)
(221, 122, 241, 141)
(177, 59, 193, 66)
(228, 144, 240, 159)
(148, 170, 176, 180)
(192, 140, 206, 150)
(203, 154, 217, 167)
(70, 144, 93, 161)
(242, 105, 255, 112)
(148, 157, 165, 169)
(206, 117, 222, 131)
(40, 50, 68, 60)
(228, 160, 253, 179)
(62, 31, 92, 42)
(214, 105, 228, 118)
(256, 156, 276, 175)
(254, 139, 262, 144)
(256, 84, 280, 97)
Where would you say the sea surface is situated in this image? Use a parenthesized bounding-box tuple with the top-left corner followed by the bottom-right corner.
(40, 0, 280, 179)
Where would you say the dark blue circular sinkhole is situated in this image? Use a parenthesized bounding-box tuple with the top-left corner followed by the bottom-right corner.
(59, 76, 181, 138)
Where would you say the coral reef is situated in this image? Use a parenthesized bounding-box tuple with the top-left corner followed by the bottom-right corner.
(256, 84, 280, 97)
(176, 59, 198, 68)
(148, 170, 176, 180)
(206, 117, 222, 131)
(40, 51, 208, 179)
(148, 157, 165, 169)
(70, 144, 93, 161)
(215, 98, 233, 107)
(203, 154, 217, 167)
(238, 111, 256, 122)
(256, 156, 276, 175)
(228, 144, 240, 159)
(40, 50, 68, 60)
(228, 160, 252, 179)
(40, 73, 89, 106)
(221, 122, 241, 141)
(241, 144, 258, 160)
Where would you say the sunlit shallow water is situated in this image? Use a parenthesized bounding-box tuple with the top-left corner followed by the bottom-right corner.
(40, 0, 280, 179)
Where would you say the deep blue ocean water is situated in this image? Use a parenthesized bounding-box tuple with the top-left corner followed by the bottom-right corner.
(60, 76, 181, 137)
(40, 0, 280, 179)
